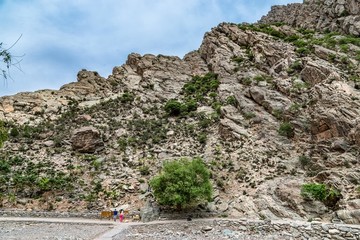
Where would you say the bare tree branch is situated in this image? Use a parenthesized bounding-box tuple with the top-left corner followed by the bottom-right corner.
(1, 35, 24, 81)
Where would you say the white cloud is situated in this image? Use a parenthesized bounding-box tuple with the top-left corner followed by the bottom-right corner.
(0, 0, 302, 96)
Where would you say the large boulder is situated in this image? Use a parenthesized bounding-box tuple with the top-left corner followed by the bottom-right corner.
(336, 209, 360, 224)
(140, 199, 160, 222)
(70, 126, 104, 153)
(300, 61, 331, 86)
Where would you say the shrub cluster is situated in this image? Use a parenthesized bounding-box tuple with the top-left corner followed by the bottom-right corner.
(183, 72, 220, 103)
(164, 99, 197, 116)
(164, 72, 220, 117)
(0, 155, 76, 198)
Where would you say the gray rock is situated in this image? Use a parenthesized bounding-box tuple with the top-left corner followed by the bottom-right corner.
(202, 226, 213, 232)
(140, 200, 160, 222)
(70, 126, 104, 153)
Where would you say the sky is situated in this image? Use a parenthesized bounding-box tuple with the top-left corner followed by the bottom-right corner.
(0, 0, 302, 97)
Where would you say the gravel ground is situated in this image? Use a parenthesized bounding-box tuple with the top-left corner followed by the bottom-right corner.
(115, 220, 291, 240)
(0, 221, 112, 240)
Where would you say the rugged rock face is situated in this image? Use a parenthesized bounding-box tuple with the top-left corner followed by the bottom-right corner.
(0, 0, 359, 224)
(260, 0, 360, 36)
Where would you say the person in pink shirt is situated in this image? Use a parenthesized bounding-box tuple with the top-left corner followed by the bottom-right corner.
(119, 209, 124, 222)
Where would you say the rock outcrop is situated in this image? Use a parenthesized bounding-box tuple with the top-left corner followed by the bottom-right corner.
(260, 0, 360, 36)
(71, 126, 104, 153)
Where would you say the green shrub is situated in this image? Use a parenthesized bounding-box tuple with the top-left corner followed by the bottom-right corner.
(118, 137, 128, 152)
(272, 109, 284, 120)
(0, 160, 10, 173)
(226, 95, 238, 107)
(293, 39, 308, 48)
(356, 51, 360, 61)
(211, 101, 222, 114)
(120, 91, 135, 103)
(254, 75, 265, 83)
(298, 28, 315, 35)
(164, 99, 182, 116)
(184, 99, 198, 112)
(91, 159, 102, 171)
(340, 44, 349, 52)
(299, 155, 311, 168)
(285, 35, 300, 42)
(231, 56, 244, 64)
(301, 183, 341, 208)
(149, 157, 213, 209)
(0, 121, 8, 148)
(278, 122, 294, 138)
(139, 165, 150, 176)
(246, 24, 286, 39)
(246, 48, 255, 61)
(338, 36, 360, 47)
(296, 47, 311, 56)
(197, 133, 207, 144)
(241, 77, 252, 85)
(243, 111, 256, 119)
(292, 81, 309, 91)
(340, 9, 349, 17)
(302, 183, 327, 200)
(163, 72, 220, 139)
(328, 53, 337, 62)
(289, 103, 301, 113)
(9, 127, 19, 138)
(198, 116, 211, 129)
(287, 60, 303, 74)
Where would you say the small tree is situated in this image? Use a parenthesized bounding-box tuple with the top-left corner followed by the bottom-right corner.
(150, 157, 213, 209)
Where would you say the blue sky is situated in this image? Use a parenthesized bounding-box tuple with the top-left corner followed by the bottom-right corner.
(0, 0, 302, 97)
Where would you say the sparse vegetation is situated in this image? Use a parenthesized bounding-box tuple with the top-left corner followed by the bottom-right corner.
(0, 155, 76, 198)
(238, 23, 287, 39)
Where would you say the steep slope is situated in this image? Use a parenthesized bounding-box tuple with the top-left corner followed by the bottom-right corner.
(0, 0, 360, 223)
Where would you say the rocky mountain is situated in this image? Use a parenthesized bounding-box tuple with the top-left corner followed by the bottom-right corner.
(0, 0, 359, 224)
(260, 0, 360, 35)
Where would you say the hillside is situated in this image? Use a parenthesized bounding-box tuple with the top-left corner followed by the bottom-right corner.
(0, 0, 359, 224)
